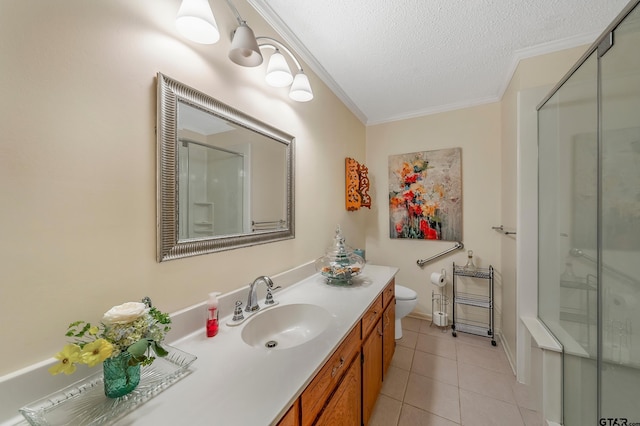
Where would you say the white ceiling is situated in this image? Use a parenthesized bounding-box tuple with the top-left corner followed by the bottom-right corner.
(249, 0, 630, 124)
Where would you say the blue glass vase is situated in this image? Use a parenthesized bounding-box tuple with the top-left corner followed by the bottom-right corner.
(102, 352, 140, 398)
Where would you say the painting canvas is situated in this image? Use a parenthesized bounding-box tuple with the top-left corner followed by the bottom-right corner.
(388, 148, 462, 241)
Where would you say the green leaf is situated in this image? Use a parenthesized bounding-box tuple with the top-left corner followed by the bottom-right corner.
(129, 354, 147, 366)
(152, 342, 169, 358)
(127, 339, 150, 358)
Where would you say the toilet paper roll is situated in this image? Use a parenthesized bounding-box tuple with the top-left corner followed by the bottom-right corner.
(433, 311, 448, 327)
(430, 272, 446, 287)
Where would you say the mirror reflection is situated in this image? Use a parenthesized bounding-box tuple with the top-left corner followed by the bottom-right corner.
(157, 73, 295, 261)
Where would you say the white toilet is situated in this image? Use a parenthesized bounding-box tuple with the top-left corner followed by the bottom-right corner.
(394, 285, 418, 339)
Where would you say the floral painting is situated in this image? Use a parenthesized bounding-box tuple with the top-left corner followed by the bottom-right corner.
(389, 148, 462, 241)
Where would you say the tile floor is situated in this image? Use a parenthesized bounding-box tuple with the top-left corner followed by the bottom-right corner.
(369, 316, 543, 426)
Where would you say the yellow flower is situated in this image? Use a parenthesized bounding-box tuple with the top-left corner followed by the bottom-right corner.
(81, 339, 114, 367)
(88, 326, 99, 335)
(48, 344, 81, 375)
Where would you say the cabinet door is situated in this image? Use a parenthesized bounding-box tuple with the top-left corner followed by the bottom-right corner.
(382, 301, 395, 377)
(277, 399, 300, 426)
(362, 319, 383, 425)
(315, 357, 361, 426)
(301, 324, 361, 425)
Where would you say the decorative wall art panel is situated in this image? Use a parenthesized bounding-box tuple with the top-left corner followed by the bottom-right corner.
(345, 157, 371, 211)
(388, 148, 462, 241)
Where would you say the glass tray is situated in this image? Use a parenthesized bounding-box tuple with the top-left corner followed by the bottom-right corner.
(19, 345, 196, 426)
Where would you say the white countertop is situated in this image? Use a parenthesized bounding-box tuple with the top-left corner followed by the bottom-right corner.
(117, 264, 398, 425)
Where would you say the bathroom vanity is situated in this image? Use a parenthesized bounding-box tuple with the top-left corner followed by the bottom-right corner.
(107, 264, 397, 425)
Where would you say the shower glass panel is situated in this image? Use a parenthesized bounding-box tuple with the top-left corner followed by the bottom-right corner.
(600, 4, 640, 420)
(538, 51, 598, 426)
(178, 141, 245, 240)
(538, 2, 640, 424)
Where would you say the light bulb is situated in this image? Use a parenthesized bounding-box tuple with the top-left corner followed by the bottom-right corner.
(176, 0, 220, 44)
(265, 50, 293, 87)
(289, 72, 313, 102)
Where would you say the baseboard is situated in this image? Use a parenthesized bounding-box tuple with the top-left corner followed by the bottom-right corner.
(407, 312, 431, 322)
(497, 330, 517, 375)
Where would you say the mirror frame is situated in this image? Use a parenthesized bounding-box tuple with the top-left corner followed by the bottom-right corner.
(156, 73, 295, 262)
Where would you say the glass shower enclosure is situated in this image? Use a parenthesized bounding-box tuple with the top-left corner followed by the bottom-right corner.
(537, 1, 640, 425)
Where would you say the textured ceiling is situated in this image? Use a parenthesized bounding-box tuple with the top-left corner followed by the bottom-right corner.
(249, 0, 630, 124)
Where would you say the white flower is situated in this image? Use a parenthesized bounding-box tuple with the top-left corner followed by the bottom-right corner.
(102, 302, 149, 325)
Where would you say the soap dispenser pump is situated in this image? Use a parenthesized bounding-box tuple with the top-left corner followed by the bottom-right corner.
(206, 292, 221, 338)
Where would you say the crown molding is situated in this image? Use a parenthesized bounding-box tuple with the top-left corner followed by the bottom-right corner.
(248, 0, 368, 124)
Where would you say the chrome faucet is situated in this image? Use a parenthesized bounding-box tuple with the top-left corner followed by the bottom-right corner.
(245, 275, 276, 313)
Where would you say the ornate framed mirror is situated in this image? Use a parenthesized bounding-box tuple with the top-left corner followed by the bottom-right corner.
(157, 73, 295, 262)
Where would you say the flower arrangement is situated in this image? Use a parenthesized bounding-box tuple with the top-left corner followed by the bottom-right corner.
(49, 300, 172, 376)
(389, 157, 443, 239)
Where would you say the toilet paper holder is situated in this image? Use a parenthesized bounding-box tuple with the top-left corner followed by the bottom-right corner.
(430, 268, 447, 287)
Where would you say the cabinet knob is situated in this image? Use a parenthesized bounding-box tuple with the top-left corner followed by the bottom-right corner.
(331, 356, 345, 378)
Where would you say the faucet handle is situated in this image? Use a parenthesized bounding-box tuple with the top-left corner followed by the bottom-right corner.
(232, 300, 245, 321)
(264, 286, 282, 305)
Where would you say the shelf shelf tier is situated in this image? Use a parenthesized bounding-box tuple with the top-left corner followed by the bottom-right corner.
(454, 293, 492, 309)
(451, 262, 495, 345)
(452, 266, 492, 279)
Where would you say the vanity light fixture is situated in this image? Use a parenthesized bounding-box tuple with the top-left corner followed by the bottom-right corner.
(228, 21, 263, 67)
(176, 0, 220, 44)
(226, 0, 313, 101)
(264, 48, 293, 87)
(175, 0, 313, 102)
(257, 37, 314, 101)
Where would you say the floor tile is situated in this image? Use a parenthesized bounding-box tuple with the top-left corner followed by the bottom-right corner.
(459, 389, 524, 426)
(455, 341, 512, 375)
(457, 362, 517, 404)
(411, 351, 459, 386)
(392, 345, 415, 371)
(398, 329, 419, 349)
(369, 393, 403, 426)
(419, 320, 450, 337)
(404, 373, 461, 424)
(452, 330, 499, 349)
(416, 333, 457, 360)
(512, 380, 539, 411)
(371, 323, 541, 426)
(403, 316, 424, 333)
(399, 404, 461, 426)
(519, 406, 543, 426)
(382, 365, 410, 401)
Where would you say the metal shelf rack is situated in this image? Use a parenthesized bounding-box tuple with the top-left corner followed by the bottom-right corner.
(451, 262, 496, 346)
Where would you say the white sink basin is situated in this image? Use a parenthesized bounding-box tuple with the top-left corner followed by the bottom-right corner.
(241, 303, 333, 350)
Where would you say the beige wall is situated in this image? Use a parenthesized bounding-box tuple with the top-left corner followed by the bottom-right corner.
(365, 104, 503, 326)
(500, 46, 590, 362)
(363, 45, 590, 363)
(0, 0, 366, 375)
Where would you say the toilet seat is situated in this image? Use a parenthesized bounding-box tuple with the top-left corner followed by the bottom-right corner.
(395, 285, 417, 301)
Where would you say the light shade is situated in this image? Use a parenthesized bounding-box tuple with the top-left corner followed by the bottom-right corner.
(289, 72, 313, 102)
(265, 50, 293, 87)
(229, 23, 263, 67)
(175, 0, 220, 45)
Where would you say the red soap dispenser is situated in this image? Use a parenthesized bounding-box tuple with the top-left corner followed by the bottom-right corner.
(206, 292, 221, 338)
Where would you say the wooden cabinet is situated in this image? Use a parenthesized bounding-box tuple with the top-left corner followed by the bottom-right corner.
(301, 323, 361, 426)
(382, 280, 395, 378)
(278, 278, 396, 426)
(382, 279, 395, 308)
(362, 316, 383, 425)
(361, 294, 382, 338)
(382, 300, 395, 377)
(314, 356, 361, 426)
(277, 399, 300, 426)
